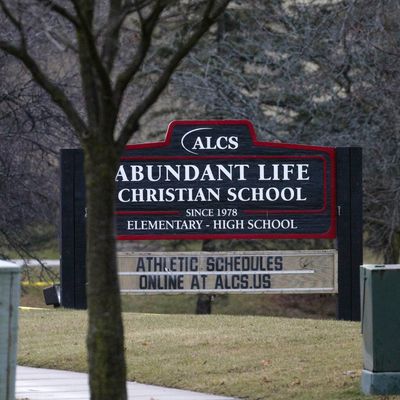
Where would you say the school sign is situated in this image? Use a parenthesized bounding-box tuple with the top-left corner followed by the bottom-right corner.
(115, 120, 336, 240)
(60, 120, 362, 320)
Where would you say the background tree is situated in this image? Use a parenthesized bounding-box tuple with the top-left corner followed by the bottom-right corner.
(171, 0, 400, 263)
(0, 1, 231, 399)
(0, 52, 76, 280)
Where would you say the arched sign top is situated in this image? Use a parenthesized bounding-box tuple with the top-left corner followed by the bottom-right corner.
(118, 120, 336, 240)
(125, 119, 336, 156)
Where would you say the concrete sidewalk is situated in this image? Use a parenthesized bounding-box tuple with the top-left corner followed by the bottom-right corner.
(16, 366, 236, 400)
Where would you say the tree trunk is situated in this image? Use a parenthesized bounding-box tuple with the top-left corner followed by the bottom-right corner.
(84, 145, 127, 400)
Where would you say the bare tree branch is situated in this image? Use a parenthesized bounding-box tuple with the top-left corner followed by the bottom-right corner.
(101, 0, 123, 72)
(116, 0, 231, 150)
(0, 1, 23, 32)
(71, 1, 115, 131)
(38, 0, 80, 28)
(113, 0, 168, 106)
(0, 41, 88, 137)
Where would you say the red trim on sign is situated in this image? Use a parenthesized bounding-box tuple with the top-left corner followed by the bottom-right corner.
(120, 155, 324, 161)
(115, 211, 179, 216)
(329, 148, 337, 238)
(117, 230, 336, 241)
(124, 120, 337, 154)
(119, 120, 337, 240)
(244, 209, 324, 215)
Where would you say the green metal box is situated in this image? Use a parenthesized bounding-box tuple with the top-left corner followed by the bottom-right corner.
(361, 264, 400, 394)
(0, 261, 21, 400)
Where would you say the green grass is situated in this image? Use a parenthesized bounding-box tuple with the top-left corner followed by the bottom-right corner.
(18, 309, 398, 400)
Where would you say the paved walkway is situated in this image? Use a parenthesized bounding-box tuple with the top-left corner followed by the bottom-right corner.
(16, 366, 236, 400)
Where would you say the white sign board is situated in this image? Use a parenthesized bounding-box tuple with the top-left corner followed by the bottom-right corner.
(118, 250, 337, 294)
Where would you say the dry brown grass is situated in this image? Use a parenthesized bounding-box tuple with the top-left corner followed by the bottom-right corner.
(18, 308, 395, 400)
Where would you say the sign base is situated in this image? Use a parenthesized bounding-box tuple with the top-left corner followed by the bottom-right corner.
(361, 370, 400, 395)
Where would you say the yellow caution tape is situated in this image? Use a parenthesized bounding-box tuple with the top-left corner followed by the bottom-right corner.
(21, 282, 59, 287)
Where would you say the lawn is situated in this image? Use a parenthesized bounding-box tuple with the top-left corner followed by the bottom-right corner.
(17, 308, 391, 400)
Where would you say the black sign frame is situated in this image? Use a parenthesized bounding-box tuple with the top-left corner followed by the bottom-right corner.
(60, 122, 362, 322)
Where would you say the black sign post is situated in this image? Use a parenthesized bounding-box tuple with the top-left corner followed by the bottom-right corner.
(60, 120, 362, 320)
(336, 147, 362, 320)
(60, 150, 87, 309)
